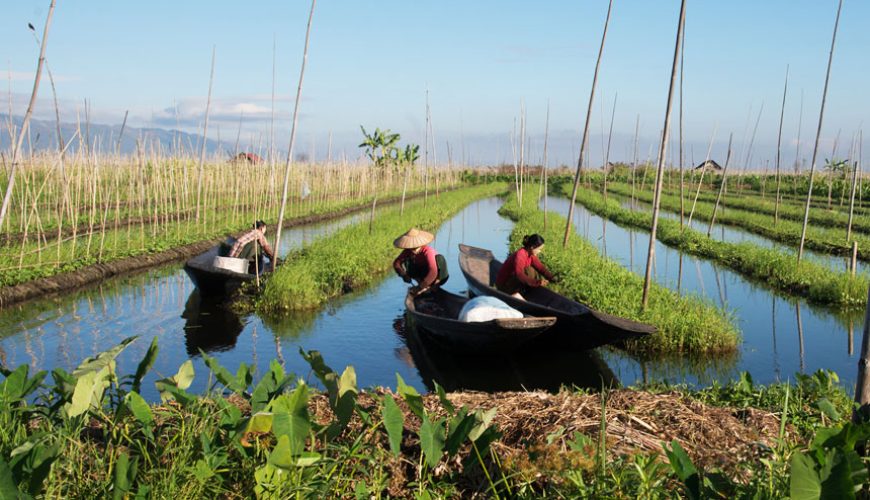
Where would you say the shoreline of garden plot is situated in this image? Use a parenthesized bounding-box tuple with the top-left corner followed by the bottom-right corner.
(0, 189, 448, 308)
(257, 183, 507, 312)
(499, 192, 740, 355)
(602, 181, 870, 261)
(554, 182, 869, 309)
(1, 338, 854, 498)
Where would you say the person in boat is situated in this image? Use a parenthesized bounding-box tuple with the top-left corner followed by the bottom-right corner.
(229, 220, 275, 274)
(392, 228, 449, 296)
(495, 233, 558, 300)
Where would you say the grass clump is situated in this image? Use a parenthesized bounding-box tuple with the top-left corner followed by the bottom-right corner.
(258, 183, 507, 312)
(557, 181, 869, 309)
(499, 191, 740, 354)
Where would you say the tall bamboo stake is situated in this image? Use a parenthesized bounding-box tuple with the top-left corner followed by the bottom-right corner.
(774, 65, 789, 225)
(542, 101, 550, 230)
(602, 93, 617, 199)
(847, 130, 862, 241)
(641, 0, 686, 310)
(707, 133, 733, 237)
(562, 0, 613, 247)
(798, 0, 843, 263)
(678, 21, 685, 227)
(0, 0, 56, 231)
(195, 46, 216, 223)
(274, 0, 317, 259)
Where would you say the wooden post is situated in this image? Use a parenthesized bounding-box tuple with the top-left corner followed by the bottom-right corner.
(853, 284, 870, 422)
(641, 0, 686, 310)
(851, 240, 858, 278)
(707, 134, 733, 237)
(848, 137, 861, 241)
(774, 66, 789, 225)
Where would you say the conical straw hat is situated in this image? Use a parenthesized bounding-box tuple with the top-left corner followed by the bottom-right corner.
(393, 228, 434, 249)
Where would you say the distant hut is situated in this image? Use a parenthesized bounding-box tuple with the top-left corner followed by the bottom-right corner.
(233, 152, 263, 164)
(694, 159, 723, 172)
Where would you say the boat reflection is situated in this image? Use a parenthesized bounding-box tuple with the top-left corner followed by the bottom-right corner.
(181, 290, 245, 356)
(395, 314, 619, 393)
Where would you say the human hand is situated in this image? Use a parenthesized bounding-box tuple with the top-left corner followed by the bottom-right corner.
(540, 279, 550, 287)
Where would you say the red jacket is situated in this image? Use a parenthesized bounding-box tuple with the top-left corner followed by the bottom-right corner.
(495, 247, 554, 288)
(393, 245, 439, 288)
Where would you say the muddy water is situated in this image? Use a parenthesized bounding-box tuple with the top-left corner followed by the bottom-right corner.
(0, 198, 616, 401)
(547, 196, 863, 388)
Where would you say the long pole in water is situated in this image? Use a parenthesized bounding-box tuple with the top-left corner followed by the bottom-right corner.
(195, 46, 216, 223)
(854, 284, 870, 422)
(274, 0, 317, 260)
(798, 0, 843, 263)
(847, 130, 861, 242)
(707, 133, 733, 237)
(562, 0, 613, 248)
(0, 0, 56, 231)
(774, 65, 789, 225)
(641, 0, 686, 310)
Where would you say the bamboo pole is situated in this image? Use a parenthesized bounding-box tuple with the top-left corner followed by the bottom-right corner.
(774, 66, 789, 225)
(562, 0, 613, 248)
(602, 93, 617, 200)
(854, 283, 870, 422)
(542, 101, 550, 231)
(707, 134, 733, 237)
(641, 0, 686, 310)
(0, 0, 56, 231)
(848, 132, 862, 241)
(798, 0, 842, 263)
(678, 25, 685, 227)
(195, 46, 216, 223)
(274, 0, 316, 259)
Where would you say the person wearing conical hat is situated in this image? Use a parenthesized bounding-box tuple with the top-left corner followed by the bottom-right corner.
(392, 228, 449, 296)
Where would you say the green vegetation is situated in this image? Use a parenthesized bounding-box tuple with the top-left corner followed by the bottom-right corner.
(2, 336, 866, 498)
(554, 180, 869, 308)
(500, 191, 740, 354)
(603, 181, 870, 261)
(259, 183, 506, 312)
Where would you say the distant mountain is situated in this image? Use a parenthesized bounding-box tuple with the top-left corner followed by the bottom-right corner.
(0, 114, 253, 158)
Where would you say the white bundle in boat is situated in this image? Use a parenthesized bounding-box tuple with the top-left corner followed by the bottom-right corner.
(213, 256, 249, 274)
(458, 296, 523, 323)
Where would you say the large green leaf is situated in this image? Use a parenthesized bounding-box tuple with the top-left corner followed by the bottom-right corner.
(469, 408, 497, 442)
(245, 412, 274, 434)
(112, 452, 138, 500)
(202, 353, 243, 393)
(434, 381, 455, 415)
(382, 394, 404, 456)
(251, 361, 293, 413)
(66, 365, 112, 418)
(72, 336, 136, 379)
(155, 360, 195, 403)
(0, 365, 28, 402)
(270, 384, 310, 456)
(445, 408, 475, 456)
(419, 416, 445, 469)
(395, 374, 425, 419)
(125, 392, 154, 427)
(664, 440, 701, 500)
(790, 452, 822, 500)
(132, 337, 159, 393)
(0, 457, 23, 500)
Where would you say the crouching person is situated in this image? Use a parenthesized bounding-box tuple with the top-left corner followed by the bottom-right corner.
(229, 220, 276, 274)
(392, 228, 448, 297)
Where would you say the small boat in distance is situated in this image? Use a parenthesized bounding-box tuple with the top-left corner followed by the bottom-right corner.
(404, 288, 557, 352)
(458, 244, 655, 349)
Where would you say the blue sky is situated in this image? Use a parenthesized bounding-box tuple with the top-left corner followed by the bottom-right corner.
(2, 0, 868, 167)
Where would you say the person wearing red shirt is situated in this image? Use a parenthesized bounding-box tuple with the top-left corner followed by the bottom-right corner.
(495, 234, 558, 299)
(392, 228, 448, 296)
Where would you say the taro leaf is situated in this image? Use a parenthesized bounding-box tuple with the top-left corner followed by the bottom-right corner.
(434, 381, 455, 415)
(132, 337, 158, 393)
(419, 416, 446, 469)
(125, 392, 154, 427)
(173, 360, 195, 390)
(330, 367, 358, 436)
(67, 365, 112, 418)
(445, 407, 475, 456)
(295, 452, 321, 467)
(24, 443, 59, 497)
(245, 412, 274, 434)
(202, 353, 243, 393)
(51, 368, 77, 401)
(815, 398, 842, 422)
(300, 349, 339, 402)
(268, 436, 295, 470)
(396, 374, 425, 420)
(381, 394, 404, 456)
(0, 365, 28, 402)
(0, 457, 23, 500)
(664, 440, 701, 500)
(819, 450, 857, 500)
(155, 360, 195, 403)
(270, 384, 310, 456)
(251, 361, 293, 413)
(72, 336, 136, 379)
(813, 422, 870, 452)
(235, 363, 254, 393)
(469, 407, 497, 442)
(112, 452, 138, 500)
(790, 452, 821, 500)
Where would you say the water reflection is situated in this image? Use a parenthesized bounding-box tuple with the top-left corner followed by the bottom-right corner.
(181, 290, 245, 356)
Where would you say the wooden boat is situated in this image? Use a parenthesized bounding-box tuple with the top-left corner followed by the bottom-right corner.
(184, 245, 256, 297)
(458, 244, 656, 349)
(404, 288, 557, 352)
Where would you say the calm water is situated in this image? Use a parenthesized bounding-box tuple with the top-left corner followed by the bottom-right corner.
(548, 196, 864, 388)
(0, 198, 616, 400)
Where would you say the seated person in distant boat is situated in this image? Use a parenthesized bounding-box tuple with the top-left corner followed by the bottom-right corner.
(495, 233, 558, 300)
(392, 228, 449, 297)
(229, 220, 275, 274)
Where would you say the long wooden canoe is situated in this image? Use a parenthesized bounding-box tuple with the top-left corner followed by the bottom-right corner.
(458, 244, 655, 349)
(404, 288, 557, 352)
(184, 245, 256, 297)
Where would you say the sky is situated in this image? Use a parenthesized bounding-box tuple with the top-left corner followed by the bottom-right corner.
(2, 0, 868, 168)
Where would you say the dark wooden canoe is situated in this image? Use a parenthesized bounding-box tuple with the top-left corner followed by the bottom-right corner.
(458, 244, 655, 349)
(404, 288, 557, 352)
(184, 245, 256, 297)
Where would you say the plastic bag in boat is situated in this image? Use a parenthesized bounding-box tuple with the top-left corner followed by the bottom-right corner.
(458, 296, 523, 323)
